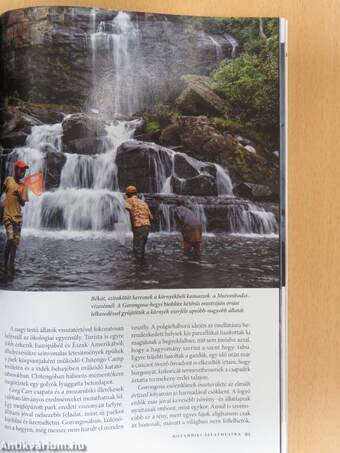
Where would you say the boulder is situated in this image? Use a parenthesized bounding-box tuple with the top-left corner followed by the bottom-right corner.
(116, 141, 172, 193)
(233, 182, 275, 201)
(0, 106, 42, 149)
(173, 154, 199, 178)
(176, 74, 227, 117)
(62, 137, 108, 155)
(160, 117, 236, 162)
(44, 150, 67, 190)
(160, 124, 181, 146)
(61, 114, 107, 154)
(21, 105, 68, 124)
(200, 163, 217, 178)
(171, 174, 217, 196)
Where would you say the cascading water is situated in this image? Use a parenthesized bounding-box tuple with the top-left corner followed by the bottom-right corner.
(89, 11, 142, 115)
(224, 33, 239, 58)
(208, 35, 223, 61)
(6, 117, 277, 236)
(16, 119, 140, 233)
(4, 10, 277, 239)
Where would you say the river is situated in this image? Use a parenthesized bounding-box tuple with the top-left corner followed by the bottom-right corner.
(0, 231, 279, 290)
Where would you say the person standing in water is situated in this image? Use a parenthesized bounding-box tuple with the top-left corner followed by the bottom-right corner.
(125, 185, 153, 261)
(174, 197, 202, 259)
(2, 160, 29, 271)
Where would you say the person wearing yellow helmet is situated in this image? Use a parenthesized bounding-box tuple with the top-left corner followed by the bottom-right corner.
(125, 185, 153, 261)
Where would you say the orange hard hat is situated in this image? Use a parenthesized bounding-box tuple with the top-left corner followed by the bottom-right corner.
(125, 185, 137, 194)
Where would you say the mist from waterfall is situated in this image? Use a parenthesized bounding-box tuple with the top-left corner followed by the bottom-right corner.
(89, 10, 143, 115)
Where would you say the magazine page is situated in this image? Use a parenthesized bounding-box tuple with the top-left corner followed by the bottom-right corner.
(0, 7, 286, 453)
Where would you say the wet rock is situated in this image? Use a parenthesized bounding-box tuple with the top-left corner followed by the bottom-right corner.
(63, 137, 108, 155)
(62, 114, 107, 154)
(116, 141, 172, 193)
(62, 114, 106, 140)
(173, 154, 199, 178)
(172, 116, 235, 159)
(20, 104, 68, 124)
(200, 163, 217, 178)
(44, 150, 67, 190)
(176, 75, 227, 117)
(171, 174, 217, 196)
(0, 106, 42, 149)
(233, 182, 275, 201)
(1, 8, 235, 110)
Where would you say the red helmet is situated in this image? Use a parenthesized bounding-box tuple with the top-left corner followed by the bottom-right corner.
(15, 160, 29, 169)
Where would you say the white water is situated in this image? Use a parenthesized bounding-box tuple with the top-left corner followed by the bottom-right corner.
(60, 119, 140, 191)
(3, 11, 276, 238)
(228, 202, 278, 235)
(6, 118, 277, 236)
(224, 33, 239, 58)
(159, 151, 233, 196)
(89, 11, 142, 115)
(215, 164, 233, 195)
(208, 35, 223, 61)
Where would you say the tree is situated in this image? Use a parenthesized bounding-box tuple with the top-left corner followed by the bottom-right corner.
(211, 32, 279, 147)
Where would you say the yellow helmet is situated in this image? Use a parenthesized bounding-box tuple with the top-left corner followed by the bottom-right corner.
(125, 185, 137, 194)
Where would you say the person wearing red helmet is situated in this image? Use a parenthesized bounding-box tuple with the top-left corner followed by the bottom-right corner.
(2, 160, 29, 271)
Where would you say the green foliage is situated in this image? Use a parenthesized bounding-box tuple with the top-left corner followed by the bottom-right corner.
(212, 117, 268, 148)
(145, 120, 161, 134)
(211, 21, 280, 147)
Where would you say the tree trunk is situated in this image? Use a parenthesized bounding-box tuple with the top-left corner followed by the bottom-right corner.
(259, 18, 267, 39)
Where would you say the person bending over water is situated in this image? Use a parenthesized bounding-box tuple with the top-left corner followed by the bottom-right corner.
(2, 160, 29, 271)
(125, 185, 153, 261)
(174, 197, 202, 259)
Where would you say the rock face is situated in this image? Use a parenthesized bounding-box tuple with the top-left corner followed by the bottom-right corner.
(176, 75, 227, 117)
(173, 154, 199, 178)
(233, 182, 276, 201)
(1, 7, 236, 111)
(144, 194, 279, 233)
(172, 174, 217, 196)
(44, 151, 67, 190)
(160, 115, 235, 160)
(61, 114, 107, 154)
(0, 106, 42, 148)
(115, 140, 220, 196)
(116, 141, 172, 193)
(157, 114, 279, 191)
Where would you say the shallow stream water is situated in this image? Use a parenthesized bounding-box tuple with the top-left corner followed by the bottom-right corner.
(0, 231, 279, 291)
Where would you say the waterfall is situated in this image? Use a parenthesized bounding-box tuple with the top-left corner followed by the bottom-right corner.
(8, 120, 139, 236)
(208, 35, 223, 61)
(6, 124, 63, 175)
(60, 119, 140, 191)
(215, 164, 233, 195)
(227, 202, 278, 235)
(5, 118, 278, 237)
(89, 11, 142, 115)
(26, 124, 63, 153)
(224, 33, 239, 58)
(158, 152, 233, 197)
